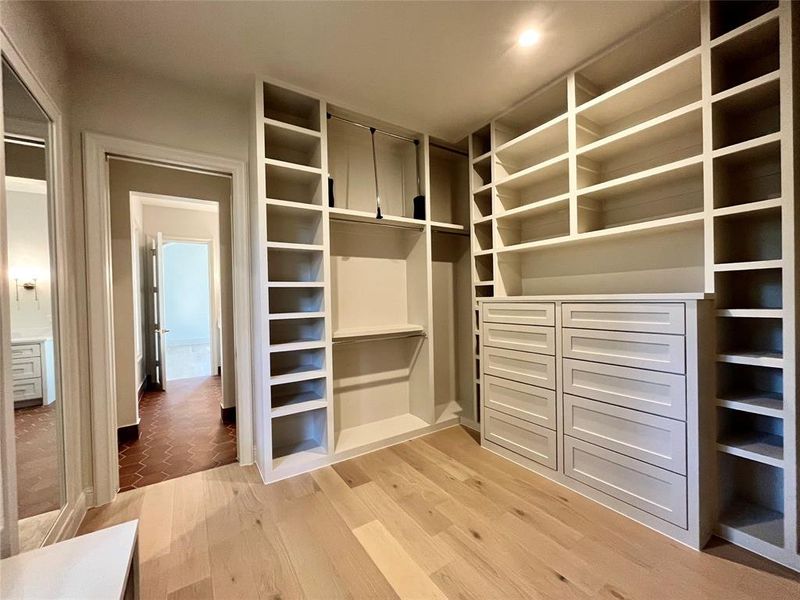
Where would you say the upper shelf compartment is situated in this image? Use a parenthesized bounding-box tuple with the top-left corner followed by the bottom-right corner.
(710, 0, 778, 40)
(263, 82, 321, 132)
(494, 79, 568, 148)
(711, 15, 779, 94)
(264, 121, 322, 170)
(575, 3, 700, 107)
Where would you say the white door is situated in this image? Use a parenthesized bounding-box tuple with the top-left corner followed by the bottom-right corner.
(149, 233, 169, 390)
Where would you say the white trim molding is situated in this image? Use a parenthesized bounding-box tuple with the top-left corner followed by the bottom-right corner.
(82, 132, 253, 506)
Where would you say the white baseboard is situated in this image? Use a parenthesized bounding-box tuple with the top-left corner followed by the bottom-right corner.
(44, 487, 91, 546)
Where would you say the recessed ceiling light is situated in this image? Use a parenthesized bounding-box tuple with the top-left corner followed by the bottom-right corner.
(518, 29, 540, 47)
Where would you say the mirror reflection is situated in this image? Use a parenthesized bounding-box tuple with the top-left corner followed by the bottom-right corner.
(3, 58, 65, 552)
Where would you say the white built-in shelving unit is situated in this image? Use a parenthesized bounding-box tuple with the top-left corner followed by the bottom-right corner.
(252, 81, 474, 482)
(468, 0, 797, 570)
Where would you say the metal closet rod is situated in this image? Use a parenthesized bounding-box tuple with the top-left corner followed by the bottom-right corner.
(332, 330, 427, 345)
(4, 134, 45, 149)
(327, 113, 418, 144)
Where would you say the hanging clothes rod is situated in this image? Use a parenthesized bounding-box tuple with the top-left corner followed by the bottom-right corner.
(327, 113, 418, 144)
(4, 134, 45, 149)
(430, 143, 468, 157)
(332, 330, 427, 345)
(329, 214, 424, 231)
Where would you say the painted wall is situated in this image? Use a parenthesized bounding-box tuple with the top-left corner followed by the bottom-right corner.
(109, 160, 234, 428)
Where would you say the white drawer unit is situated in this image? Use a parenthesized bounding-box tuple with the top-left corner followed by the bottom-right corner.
(483, 302, 555, 326)
(11, 356, 42, 380)
(564, 436, 687, 528)
(483, 346, 556, 390)
(564, 394, 687, 474)
(11, 343, 41, 359)
(484, 408, 557, 470)
(562, 328, 686, 374)
(562, 303, 685, 335)
(562, 358, 686, 420)
(483, 323, 555, 355)
(12, 379, 43, 403)
(484, 375, 556, 430)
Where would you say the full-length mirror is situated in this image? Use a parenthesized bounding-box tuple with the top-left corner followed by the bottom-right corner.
(3, 57, 66, 552)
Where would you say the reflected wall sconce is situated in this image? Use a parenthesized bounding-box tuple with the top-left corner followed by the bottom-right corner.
(10, 267, 40, 305)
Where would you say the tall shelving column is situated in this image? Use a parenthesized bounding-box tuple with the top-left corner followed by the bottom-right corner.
(706, 0, 798, 570)
(254, 81, 332, 478)
(468, 125, 494, 423)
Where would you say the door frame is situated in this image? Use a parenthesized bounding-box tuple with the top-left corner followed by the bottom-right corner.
(83, 132, 253, 506)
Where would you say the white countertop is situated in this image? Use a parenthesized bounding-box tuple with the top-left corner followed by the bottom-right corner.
(0, 520, 138, 600)
(478, 292, 712, 302)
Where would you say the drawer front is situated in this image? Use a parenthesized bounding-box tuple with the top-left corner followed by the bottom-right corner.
(11, 356, 42, 380)
(483, 302, 555, 326)
(484, 346, 555, 389)
(562, 303, 685, 335)
(563, 359, 686, 420)
(12, 378, 42, 402)
(564, 436, 687, 527)
(564, 394, 686, 474)
(485, 408, 557, 469)
(484, 323, 555, 355)
(11, 343, 40, 359)
(484, 375, 556, 429)
(562, 328, 685, 374)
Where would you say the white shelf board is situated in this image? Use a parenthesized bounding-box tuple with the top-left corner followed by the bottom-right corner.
(716, 352, 784, 369)
(577, 101, 702, 161)
(264, 157, 322, 177)
(265, 197, 323, 212)
(334, 413, 428, 454)
(329, 207, 424, 230)
(270, 366, 327, 386)
(471, 150, 491, 164)
(473, 214, 494, 225)
(713, 198, 782, 218)
(267, 281, 325, 288)
(716, 309, 783, 319)
(717, 499, 784, 550)
(266, 241, 324, 252)
(711, 70, 780, 104)
(577, 49, 701, 126)
(495, 114, 568, 162)
(495, 193, 570, 223)
(576, 154, 703, 199)
(431, 221, 468, 234)
(716, 393, 783, 419)
(473, 248, 494, 257)
(269, 340, 326, 353)
(717, 432, 784, 468)
(713, 259, 783, 272)
(473, 181, 493, 194)
(263, 116, 322, 139)
(271, 397, 328, 419)
(269, 311, 326, 321)
(475, 281, 494, 287)
(332, 324, 424, 342)
(272, 441, 328, 472)
(494, 153, 569, 190)
(710, 7, 780, 49)
(712, 132, 781, 160)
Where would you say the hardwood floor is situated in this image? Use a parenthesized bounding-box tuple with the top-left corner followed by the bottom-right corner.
(79, 426, 800, 599)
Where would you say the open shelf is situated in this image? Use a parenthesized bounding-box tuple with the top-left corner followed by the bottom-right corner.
(272, 408, 328, 470)
(269, 317, 325, 346)
(472, 220, 493, 253)
(471, 124, 491, 158)
(268, 285, 324, 314)
(712, 77, 779, 151)
(577, 51, 701, 139)
(473, 254, 493, 283)
(712, 139, 780, 209)
(494, 79, 567, 147)
(271, 378, 327, 418)
(714, 207, 781, 264)
(264, 120, 322, 169)
(265, 161, 323, 206)
(718, 496, 784, 549)
(716, 356, 784, 416)
(263, 82, 321, 132)
(334, 413, 428, 455)
(710, 0, 778, 40)
(577, 104, 702, 185)
(328, 207, 423, 230)
(495, 116, 568, 179)
(472, 188, 492, 220)
(497, 202, 569, 249)
(495, 156, 570, 213)
(471, 154, 492, 190)
(718, 408, 784, 467)
(429, 141, 470, 230)
(267, 201, 323, 245)
(270, 348, 326, 385)
(715, 266, 782, 311)
(712, 17, 779, 95)
(267, 247, 324, 283)
(575, 3, 700, 106)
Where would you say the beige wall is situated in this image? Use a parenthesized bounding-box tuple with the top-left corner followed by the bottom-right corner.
(109, 160, 233, 428)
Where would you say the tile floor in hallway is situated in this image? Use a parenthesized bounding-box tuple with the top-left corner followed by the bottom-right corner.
(15, 403, 61, 519)
(118, 376, 236, 491)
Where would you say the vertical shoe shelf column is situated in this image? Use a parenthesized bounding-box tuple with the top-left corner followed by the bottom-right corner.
(707, 0, 798, 569)
(469, 125, 494, 422)
(256, 81, 332, 476)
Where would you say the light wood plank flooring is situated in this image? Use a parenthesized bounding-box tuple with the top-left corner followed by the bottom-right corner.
(79, 426, 800, 599)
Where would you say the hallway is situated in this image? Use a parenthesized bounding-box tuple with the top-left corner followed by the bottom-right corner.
(118, 376, 236, 491)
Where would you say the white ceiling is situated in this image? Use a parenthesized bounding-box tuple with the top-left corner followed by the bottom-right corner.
(47, 1, 675, 141)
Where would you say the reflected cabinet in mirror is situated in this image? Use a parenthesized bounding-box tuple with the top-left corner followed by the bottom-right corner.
(2, 58, 66, 552)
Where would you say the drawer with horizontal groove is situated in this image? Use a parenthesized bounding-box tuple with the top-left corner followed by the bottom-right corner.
(564, 436, 687, 528)
(483, 346, 555, 389)
(483, 302, 555, 326)
(562, 303, 685, 334)
(484, 375, 556, 429)
(562, 328, 685, 374)
(11, 344, 40, 359)
(484, 408, 557, 469)
(11, 356, 41, 380)
(563, 358, 686, 420)
(12, 378, 42, 402)
(483, 323, 555, 355)
(564, 394, 687, 474)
